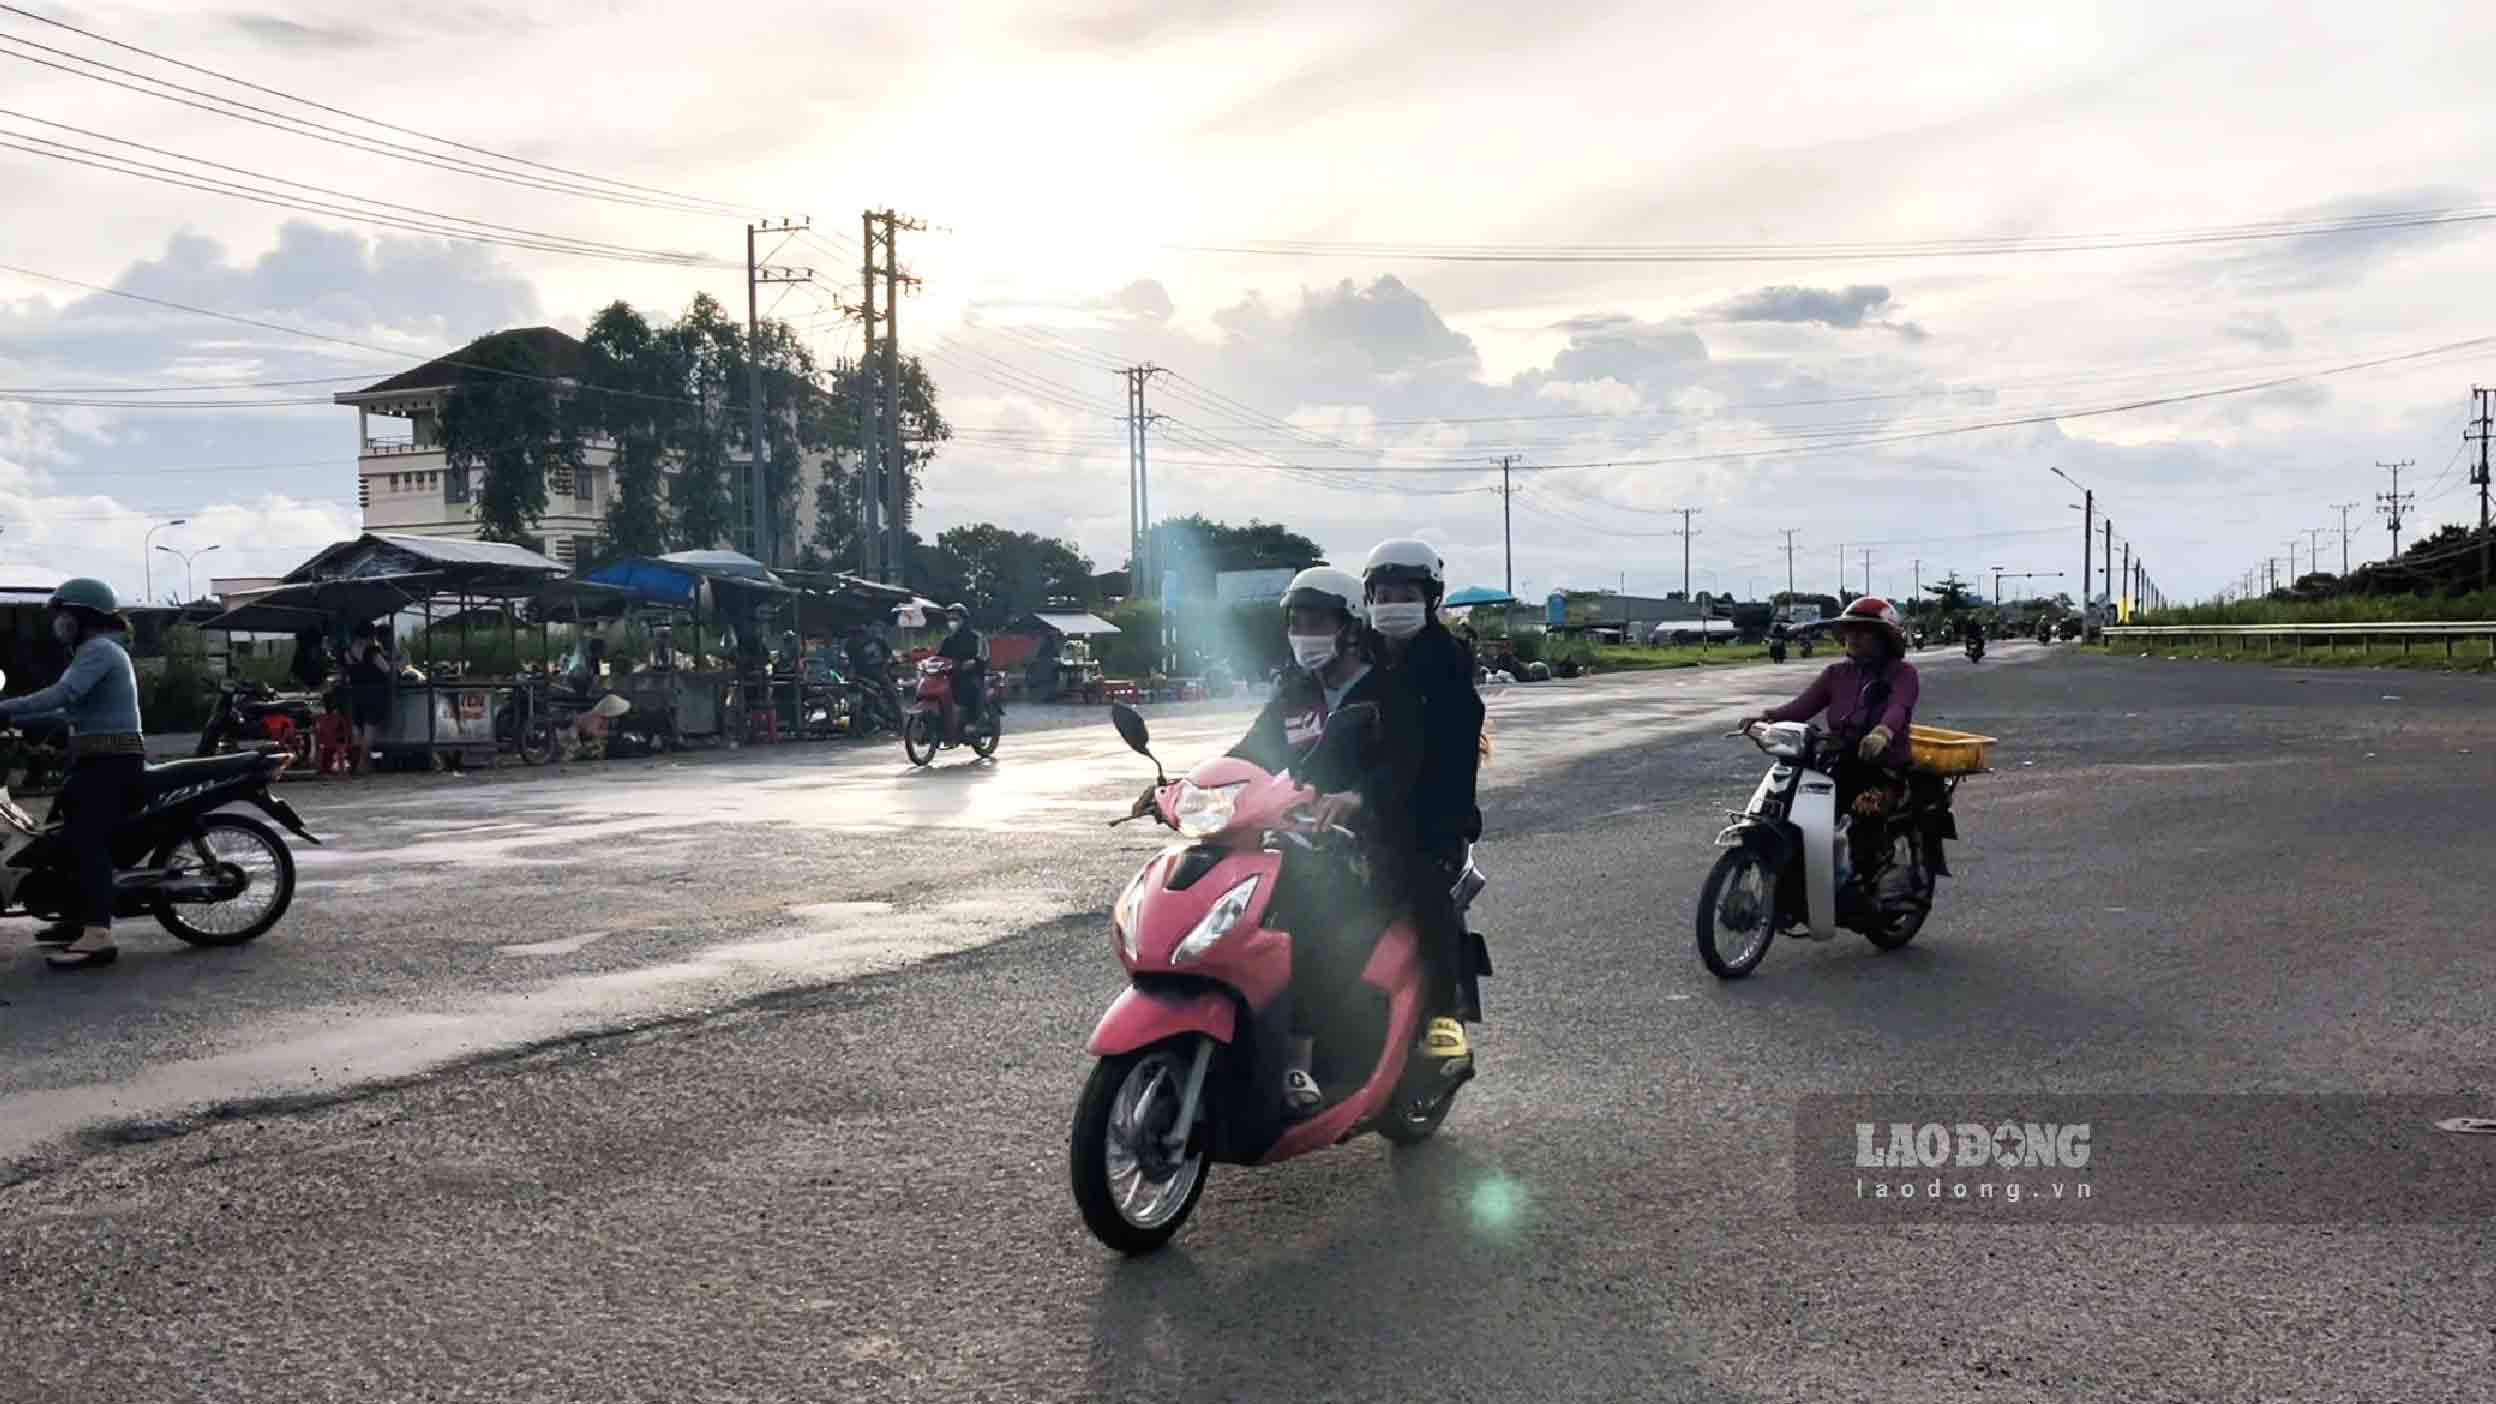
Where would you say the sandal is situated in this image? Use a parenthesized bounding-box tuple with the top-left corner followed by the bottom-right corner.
(46, 944, 119, 971)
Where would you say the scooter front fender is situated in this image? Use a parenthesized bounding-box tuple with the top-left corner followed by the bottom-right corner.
(1086, 983, 1237, 1057)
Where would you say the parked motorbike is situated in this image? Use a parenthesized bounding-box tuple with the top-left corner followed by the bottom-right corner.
(1, 673, 319, 946)
(1071, 703, 1491, 1254)
(1696, 721, 1967, 978)
(901, 657, 1003, 767)
(197, 680, 318, 770)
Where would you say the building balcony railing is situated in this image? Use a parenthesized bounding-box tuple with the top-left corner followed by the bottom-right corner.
(361, 439, 440, 457)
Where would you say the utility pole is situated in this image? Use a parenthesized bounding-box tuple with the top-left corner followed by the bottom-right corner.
(857, 219, 880, 578)
(2331, 502, 2360, 577)
(2121, 542, 2132, 616)
(2102, 519, 2114, 610)
(2470, 387, 2493, 589)
(1121, 365, 1167, 597)
(1672, 508, 1702, 601)
(1835, 543, 1847, 599)
(1859, 549, 1872, 598)
(1496, 456, 1523, 598)
(2376, 459, 2415, 559)
(1780, 528, 1801, 602)
(744, 218, 812, 566)
(854, 210, 924, 584)
(2080, 490, 2094, 629)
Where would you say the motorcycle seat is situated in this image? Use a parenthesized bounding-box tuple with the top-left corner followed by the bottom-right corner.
(142, 752, 270, 794)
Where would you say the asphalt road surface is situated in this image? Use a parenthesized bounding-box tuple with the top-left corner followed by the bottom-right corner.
(3, 646, 2491, 1403)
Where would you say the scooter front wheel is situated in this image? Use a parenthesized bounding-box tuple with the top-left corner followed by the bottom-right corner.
(1070, 1043, 1210, 1255)
(970, 712, 1002, 759)
(1696, 846, 1778, 979)
(901, 714, 936, 767)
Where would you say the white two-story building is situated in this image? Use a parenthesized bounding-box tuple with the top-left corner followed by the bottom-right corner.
(336, 327, 839, 571)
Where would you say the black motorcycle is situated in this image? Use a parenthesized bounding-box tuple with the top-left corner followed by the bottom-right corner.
(197, 680, 318, 770)
(2, 739, 320, 946)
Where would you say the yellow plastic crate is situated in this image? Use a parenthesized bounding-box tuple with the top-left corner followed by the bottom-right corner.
(1907, 724, 1996, 775)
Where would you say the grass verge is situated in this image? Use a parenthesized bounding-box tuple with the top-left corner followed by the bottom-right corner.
(1592, 643, 1771, 672)
(2089, 640, 2496, 674)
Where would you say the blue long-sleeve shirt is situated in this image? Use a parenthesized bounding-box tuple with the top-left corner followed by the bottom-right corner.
(1, 635, 142, 735)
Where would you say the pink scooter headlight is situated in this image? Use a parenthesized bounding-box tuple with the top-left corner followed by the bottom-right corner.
(1171, 876, 1260, 965)
(1114, 870, 1148, 961)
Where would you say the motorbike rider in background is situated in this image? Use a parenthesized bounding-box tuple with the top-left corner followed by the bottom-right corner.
(0, 579, 144, 970)
(1137, 566, 1421, 1117)
(934, 604, 986, 735)
(1748, 595, 1921, 885)
(1360, 537, 1485, 1065)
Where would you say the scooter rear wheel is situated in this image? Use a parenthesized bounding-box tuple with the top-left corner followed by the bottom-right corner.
(901, 715, 936, 767)
(1070, 1045, 1209, 1255)
(1696, 846, 1778, 979)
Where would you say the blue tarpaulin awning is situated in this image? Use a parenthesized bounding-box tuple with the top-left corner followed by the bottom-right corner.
(1443, 585, 1518, 608)
(585, 553, 792, 608)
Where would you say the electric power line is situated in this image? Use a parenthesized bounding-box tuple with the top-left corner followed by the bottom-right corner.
(0, 13, 751, 217)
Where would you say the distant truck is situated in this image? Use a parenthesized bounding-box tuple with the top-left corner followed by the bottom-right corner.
(1776, 604, 1823, 626)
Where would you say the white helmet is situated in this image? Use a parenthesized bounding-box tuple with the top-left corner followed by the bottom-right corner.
(1361, 538, 1445, 606)
(1280, 566, 1363, 622)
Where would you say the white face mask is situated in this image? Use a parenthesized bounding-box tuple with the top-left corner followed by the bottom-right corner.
(51, 614, 79, 645)
(1289, 633, 1338, 672)
(1369, 602, 1427, 640)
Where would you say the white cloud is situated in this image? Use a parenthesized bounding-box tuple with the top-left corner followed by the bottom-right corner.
(1, 1, 2490, 602)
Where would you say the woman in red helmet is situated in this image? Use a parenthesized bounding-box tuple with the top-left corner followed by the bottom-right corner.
(1748, 596, 1921, 867)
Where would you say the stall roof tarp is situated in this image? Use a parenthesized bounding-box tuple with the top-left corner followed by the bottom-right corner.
(1444, 585, 1518, 608)
(203, 572, 448, 633)
(654, 549, 774, 580)
(585, 555, 792, 607)
(1025, 612, 1121, 637)
(286, 533, 565, 585)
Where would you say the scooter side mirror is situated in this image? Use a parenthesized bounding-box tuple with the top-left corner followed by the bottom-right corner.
(1110, 703, 1151, 757)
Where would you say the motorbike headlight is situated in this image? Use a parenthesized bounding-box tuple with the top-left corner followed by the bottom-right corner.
(1171, 781, 1246, 840)
(1758, 722, 1809, 760)
(1114, 870, 1147, 961)
(1171, 876, 1260, 965)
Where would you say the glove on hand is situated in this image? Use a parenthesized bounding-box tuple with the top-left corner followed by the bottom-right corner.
(1858, 725, 1893, 763)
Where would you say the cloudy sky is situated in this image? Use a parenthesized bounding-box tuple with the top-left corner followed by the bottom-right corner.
(4, 0, 2492, 605)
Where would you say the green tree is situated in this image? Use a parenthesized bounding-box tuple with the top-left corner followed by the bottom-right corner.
(581, 301, 676, 558)
(439, 330, 582, 545)
(933, 523, 1095, 626)
(1139, 515, 1324, 596)
(665, 293, 740, 553)
(812, 356, 953, 572)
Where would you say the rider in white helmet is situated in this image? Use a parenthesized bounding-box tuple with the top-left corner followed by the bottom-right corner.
(1361, 537, 1485, 1063)
(1205, 564, 1423, 1117)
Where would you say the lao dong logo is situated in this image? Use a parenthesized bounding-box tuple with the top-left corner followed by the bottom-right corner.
(1855, 1121, 2092, 1171)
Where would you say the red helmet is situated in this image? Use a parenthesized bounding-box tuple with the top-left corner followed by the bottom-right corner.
(1837, 595, 1907, 651)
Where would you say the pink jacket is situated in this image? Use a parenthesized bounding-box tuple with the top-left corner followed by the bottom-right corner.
(1762, 657, 1919, 768)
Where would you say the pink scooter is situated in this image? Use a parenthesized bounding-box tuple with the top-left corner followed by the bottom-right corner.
(1069, 703, 1489, 1254)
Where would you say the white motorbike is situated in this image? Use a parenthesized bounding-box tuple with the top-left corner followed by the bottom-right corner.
(1696, 721, 1962, 978)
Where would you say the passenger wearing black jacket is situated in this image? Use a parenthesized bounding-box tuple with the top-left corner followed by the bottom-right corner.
(1362, 538, 1486, 1065)
(1139, 565, 1421, 1116)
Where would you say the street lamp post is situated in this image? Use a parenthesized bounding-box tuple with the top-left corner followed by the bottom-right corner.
(143, 518, 189, 603)
(155, 543, 221, 603)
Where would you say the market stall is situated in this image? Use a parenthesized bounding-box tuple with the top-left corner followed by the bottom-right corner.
(204, 534, 566, 768)
(583, 550, 796, 744)
(999, 610, 1120, 701)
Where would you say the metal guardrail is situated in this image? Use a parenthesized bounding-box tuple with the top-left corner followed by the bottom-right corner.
(2105, 621, 2496, 658)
